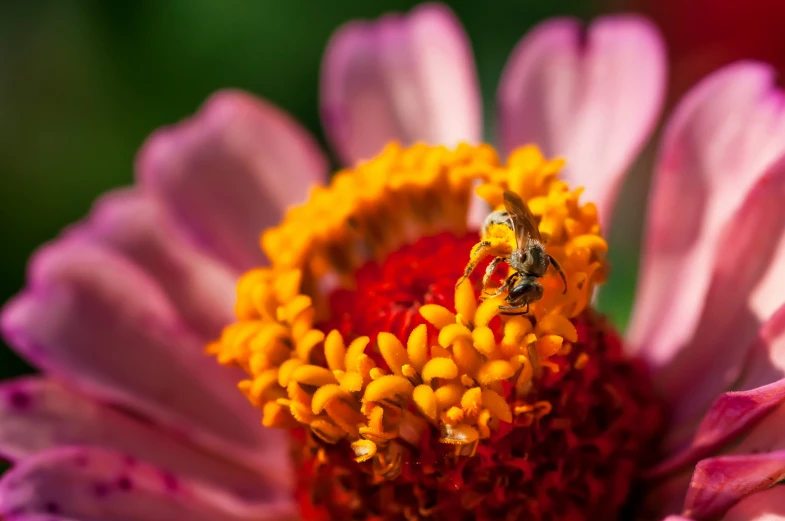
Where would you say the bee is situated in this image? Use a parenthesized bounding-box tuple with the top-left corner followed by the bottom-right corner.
(458, 190, 566, 315)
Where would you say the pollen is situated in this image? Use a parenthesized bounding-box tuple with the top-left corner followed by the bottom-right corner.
(208, 143, 663, 520)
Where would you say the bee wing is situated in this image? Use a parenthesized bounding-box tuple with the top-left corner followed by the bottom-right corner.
(503, 190, 542, 248)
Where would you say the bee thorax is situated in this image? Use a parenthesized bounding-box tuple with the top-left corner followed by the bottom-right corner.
(510, 243, 548, 276)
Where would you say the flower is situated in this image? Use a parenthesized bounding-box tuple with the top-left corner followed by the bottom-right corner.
(2, 3, 785, 521)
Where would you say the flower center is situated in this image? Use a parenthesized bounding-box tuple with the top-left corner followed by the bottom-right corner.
(209, 143, 664, 520)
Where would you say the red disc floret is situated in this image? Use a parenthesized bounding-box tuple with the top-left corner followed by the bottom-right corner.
(295, 233, 664, 521)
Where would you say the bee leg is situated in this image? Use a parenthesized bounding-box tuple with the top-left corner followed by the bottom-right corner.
(482, 257, 504, 290)
(499, 298, 530, 316)
(457, 240, 493, 287)
(484, 270, 518, 298)
(484, 282, 509, 298)
(548, 255, 568, 294)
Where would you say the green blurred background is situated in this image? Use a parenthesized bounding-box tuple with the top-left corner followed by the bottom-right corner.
(4, 0, 772, 379)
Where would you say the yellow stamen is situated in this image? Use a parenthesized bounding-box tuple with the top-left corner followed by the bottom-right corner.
(209, 142, 608, 474)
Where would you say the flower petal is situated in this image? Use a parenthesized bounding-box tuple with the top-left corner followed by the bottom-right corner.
(321, 3, 481, 165)
(137, 89, 328, 271)
(0, 377, 286, 501)
(650, 301, 785, 465)
(740, 303, 785, 394)
(645, 153, 785, 437)
(0, 447, 297, 521)
(0, 239, 287, 474)
(82, 188, 238, 341)
(4, 514, 78, 521)
(497, 15, 666, 225)
(645, 378, 785, 479)
(683, 451, 785, 520)
(646, 372, 785, 519)
(722, 486, 785, 521)
(713, 383, 785, 463)
(629, 62, 785, 372)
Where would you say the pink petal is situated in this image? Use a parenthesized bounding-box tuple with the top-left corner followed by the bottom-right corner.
(714, 384, 785, 463)
(683, 451, 785, 520)
(740, 302, 785, 394)
(646, 375, 785, 518)
(137, 89, 328, 271)
(0, 239, 287, 474)
(629, 62, 785, 372)
(5, 514, 79, 521)
(663, 155, 785, 415)
(722, 486, 785, 521)
(646, 154, 785, 441)
(0, 447, 297, 521)
(79, 188, 238, 342)
(321, 3, 481, 165)
(649, 301, 785, 465)
(0, 377, 288, 502)
(645, 379, 785, 479)
(497, 15, 666, 226)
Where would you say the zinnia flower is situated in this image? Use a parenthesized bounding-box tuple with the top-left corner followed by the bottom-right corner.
(2, 4, 785, 520)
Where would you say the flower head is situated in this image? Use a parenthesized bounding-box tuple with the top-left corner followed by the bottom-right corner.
(208, 142, 664, 520)
(2, 4, 785, 521)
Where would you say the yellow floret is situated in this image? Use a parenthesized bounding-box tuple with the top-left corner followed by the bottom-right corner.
(209, 142, 609, 479)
